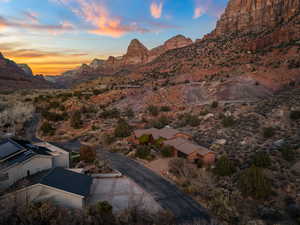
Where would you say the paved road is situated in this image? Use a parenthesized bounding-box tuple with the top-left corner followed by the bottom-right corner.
(25, 115, 211, 223)
(104, 151, 211, 224)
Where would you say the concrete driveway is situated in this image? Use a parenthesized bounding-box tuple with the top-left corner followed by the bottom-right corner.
(104, 151, 211, 224)
(88, 177, 162, 213)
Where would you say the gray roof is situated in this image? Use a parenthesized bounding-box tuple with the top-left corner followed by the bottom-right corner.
(0, 139, 52, 171)
(0, 139, 25, 161)
(40, 168, 92, 197)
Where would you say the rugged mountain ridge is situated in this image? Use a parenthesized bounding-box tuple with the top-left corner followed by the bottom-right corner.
(56, 35, 193, 86)
(0, 53, 54, 91)
(213, 0, 300, 36)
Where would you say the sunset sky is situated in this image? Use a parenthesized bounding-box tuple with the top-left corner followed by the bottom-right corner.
(0, 0, 228, 75)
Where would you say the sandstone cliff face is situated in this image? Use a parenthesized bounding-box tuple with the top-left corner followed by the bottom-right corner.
(0, 53, 54, 90)
(122, 39, 149, 65)
(214, 0, 300, 36)
(18, 64, 33, 76)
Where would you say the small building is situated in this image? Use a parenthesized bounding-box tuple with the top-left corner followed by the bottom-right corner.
(164, 138, 215, 164)
(2, 167, 92, 209)
(132, 127, 191, 144)
(0, 139, 69, 191)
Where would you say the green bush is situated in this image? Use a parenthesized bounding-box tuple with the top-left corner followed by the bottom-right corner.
(239, 166, 271, 199)
(211, 101, 219, 108)
(103, 134, 116, 145)
(281, 147, 296, 161)
(290, 111, 300, 120)
(42, 111, 66, 122)
(221, 116, 235, 128)
(160, 106, 171, 112)
(252, 152, 271, 168)
(263, 127, 276, 139)
(138, 134, 152, 145)
(161, 145, 174, 158)
(70, 110, 82, 129)
(213, 156, 236, 176)
(135, 146, 151, 159)
(80, 145, 96, 163)
(100, 108, 120, 119)
(114, 119, 132, 138)
(41, 122, 55, 136)
(95, 201, 113, 215)
(178, 113, 200, 127)
(147, 105, 159, 116)
(124, 108, 134, 118)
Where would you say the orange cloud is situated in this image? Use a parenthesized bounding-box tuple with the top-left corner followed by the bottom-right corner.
(0, 16, 75, 34)
(150, 1, 163, 19)
(56, 0, 148, 37)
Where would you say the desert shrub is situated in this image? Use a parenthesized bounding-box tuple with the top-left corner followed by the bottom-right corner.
(263, 127, 276, 138)
(40, 122, 55, 136)
(100, 108, 120, 119)
(221, 116, 235, 128)
(49, 101, 60, 109)
(103, 134, 116, 145)
(0, 103, 6, 113)
(114, 119, 132, 138)
(161, 145, 174, 158)
(135, 146, 151, 159)
(211, 101, 219, 108)
(154, 137, 165, 148)
(160, 106, 171, 112)
(281, 147, 296, 161)
(80, 145, 96, 163)
(147, 105, 159, 116)
(252, 151, 271, 168)
(290, 110, 300, 120)
(42, 111, 65, 122)
(178, 113, 200, 127)
(124, 108, 134, 118)
(93, 89, 105, 95)
(138, 134, 152, 145)
(70, 110, 82, 129)
(213, 156, 236, 176)
(239, 166, 271, 199)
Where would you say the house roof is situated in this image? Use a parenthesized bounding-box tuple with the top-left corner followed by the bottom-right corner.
(40, 167, 92, 197)
(164, 138, 212, 156)
(0, 139, 25, 161)
(0, 138, 53, 171)
(134, 127, 183, 140)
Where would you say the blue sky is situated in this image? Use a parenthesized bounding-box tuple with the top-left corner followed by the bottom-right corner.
(0, 0, 228, 75)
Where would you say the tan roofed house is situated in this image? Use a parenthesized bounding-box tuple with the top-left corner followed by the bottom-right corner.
(164, 138, 215, 164)
(132, 127, 191, 144)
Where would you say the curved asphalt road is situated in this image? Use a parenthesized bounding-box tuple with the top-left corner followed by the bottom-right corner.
(26, 115, 211, 224)
(104, 151, 211, 224)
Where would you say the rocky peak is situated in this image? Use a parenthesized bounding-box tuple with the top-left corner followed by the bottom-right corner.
(164, 35, 193, 50)
(123, 39, 149, 65)
(90, 59, 105, 69)
(18, 64, 33, 76)
(213, 0, 300, 36)
(0, 52, 4, 59)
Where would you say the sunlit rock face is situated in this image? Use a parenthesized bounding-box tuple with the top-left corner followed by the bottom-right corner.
(213, 0, 300, 36)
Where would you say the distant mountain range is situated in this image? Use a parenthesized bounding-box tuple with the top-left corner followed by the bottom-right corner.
(1, 0, 300, 92)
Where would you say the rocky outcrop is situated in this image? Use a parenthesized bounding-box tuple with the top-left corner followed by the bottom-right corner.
(122, 39, 149, 65)
(213, 0, 300, 36)
(149, 35, 193, 61)
(0, 53, 54, 91)
(17, 64, 33, 76)
(90, 59, 105, 69)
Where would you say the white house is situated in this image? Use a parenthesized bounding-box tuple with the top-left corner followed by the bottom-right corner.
(1, 167, 92, 209)
(0, 139, 69, 191)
